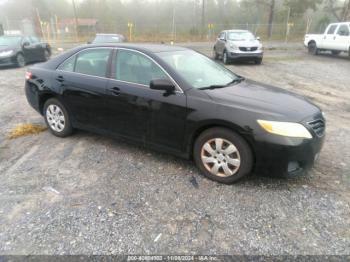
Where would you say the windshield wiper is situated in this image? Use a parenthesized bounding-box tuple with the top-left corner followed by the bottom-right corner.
(199, 76, 245, 90)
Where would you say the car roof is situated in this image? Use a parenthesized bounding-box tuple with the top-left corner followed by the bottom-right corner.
(226, 30, 250, 33)
(86, 43, 188, 53)
(96, 33, 123, 36)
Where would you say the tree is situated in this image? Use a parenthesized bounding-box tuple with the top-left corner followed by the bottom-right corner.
(325, 0, 350, 21)
(284, 0, 322, 17)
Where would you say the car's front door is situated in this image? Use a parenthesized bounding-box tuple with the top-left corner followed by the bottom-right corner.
(55, 48, 112, 129)
(105, 49, 187, 152)
(21, 37, 36, 62)
(334, 24, 350, 51)
(29, 36, 45, 59)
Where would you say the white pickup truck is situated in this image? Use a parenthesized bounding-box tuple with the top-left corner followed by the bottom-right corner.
(304, 22, 350, 55)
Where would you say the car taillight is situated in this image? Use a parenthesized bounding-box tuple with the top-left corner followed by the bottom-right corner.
(25, 71, 32, 80)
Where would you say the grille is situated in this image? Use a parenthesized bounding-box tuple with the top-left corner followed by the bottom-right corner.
(308, 119, 325, 137)
(239, 47, 258, 52)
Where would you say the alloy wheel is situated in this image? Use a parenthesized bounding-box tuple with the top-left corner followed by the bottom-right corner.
(46, 104, 65, 132)
(200, 138, 241, 177)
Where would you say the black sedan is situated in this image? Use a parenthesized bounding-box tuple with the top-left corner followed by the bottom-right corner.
(0, 35, 51, 67)
(25, 44, 325, 184)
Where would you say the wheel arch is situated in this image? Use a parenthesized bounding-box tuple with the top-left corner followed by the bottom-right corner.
(188, 120, 256, 163)
(38, 92, 59, 115)
(307, 40, 316, 46)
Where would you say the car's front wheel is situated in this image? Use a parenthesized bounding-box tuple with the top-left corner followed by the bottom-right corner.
(308, 42, 318, 55)
(43, 49, 51, 61)
(194, 127, 253, 184)
(16, 53, 26, 67)
(222, 50, 230, 65)
(255, 58, 263, 65)
(44, 98, 73, 137)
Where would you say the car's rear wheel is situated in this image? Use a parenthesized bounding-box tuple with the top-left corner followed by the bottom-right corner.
(213, 48, 219, 60)
(44, 98, 73, 137)
(194, 127, 253, 184)
(16, 53, 26, 67)
(222, 50, 230, 65)
(308, 42, 318, 55)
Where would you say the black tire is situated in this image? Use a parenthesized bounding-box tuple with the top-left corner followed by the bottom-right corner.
(15, 53, 26, 67)
(213, 47, 219, 60)
(43, 49, 51, 61)
(255, 58, 263, 65)
(43, 98, 73, 138)
(308, 42, 318, 55)
(222, 50, 230, 65)
(193, 127, 253, 184)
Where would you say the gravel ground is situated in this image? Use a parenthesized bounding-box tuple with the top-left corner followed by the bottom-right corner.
(0, 42, 349, 255)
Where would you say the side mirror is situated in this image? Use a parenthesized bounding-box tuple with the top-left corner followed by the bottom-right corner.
(87, 41, 92, 44)
(23, 41, 30, 47)
(256, 36, 261, 41)
(219, 38, 226, 42)
(150, 79, 175, 93)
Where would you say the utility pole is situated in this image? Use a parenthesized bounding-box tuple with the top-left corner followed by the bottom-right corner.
(172, 4, 176, 43)
(201, 0, 205, 39)
(72, 0, 79, 42)
(285, 7, 291, 43)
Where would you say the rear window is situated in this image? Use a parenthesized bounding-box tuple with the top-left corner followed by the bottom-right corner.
(57, 48, 111, 77)
(74, 49, 111, 77)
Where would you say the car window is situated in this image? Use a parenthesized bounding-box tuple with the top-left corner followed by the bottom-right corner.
(327, 25, 338, 35)
(219, 32, 225, 40)
(58, 55, 76, 72)
(22, 37, 30, 44)
(75, 48, 111, 77)
(337, 25, 350, 36)
(114, 49, 169, 86)
(29, 36, 40, 43)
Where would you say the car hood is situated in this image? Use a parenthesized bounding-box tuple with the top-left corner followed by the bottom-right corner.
(228, 39, 261, 47)
(203, 79, 320, 122)
(0, 45, 18, 52)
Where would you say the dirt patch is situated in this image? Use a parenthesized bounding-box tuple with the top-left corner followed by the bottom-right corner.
(7, 123, 47, 139)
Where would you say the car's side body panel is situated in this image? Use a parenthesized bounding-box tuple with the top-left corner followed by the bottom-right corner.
(25, 43, 325, 177)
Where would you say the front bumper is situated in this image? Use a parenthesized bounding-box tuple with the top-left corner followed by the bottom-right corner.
(228, 51, 263, 60)
(253, 121, 325, 177)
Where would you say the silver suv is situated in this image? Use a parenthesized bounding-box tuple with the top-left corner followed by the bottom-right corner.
(213, 30, 263, 64)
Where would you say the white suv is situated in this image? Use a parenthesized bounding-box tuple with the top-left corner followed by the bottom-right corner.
(213, 30, 263, 64)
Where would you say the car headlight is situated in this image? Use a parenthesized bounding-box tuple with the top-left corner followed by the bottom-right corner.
(229, 44, 239, 50)
(0, 50, 14, 57)
(257, 120, 312, 139)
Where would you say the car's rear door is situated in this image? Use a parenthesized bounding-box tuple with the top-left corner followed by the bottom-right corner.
(104, 48, 187, 151)
(54, 47, 112, 129)
(321, 24, 339, 49)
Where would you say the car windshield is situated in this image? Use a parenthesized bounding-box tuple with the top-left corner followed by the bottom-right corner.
(92, 35, 121, 43)
(0, 36, 22, 46)
(227, 32, 255, 41)
(158, 50, 239, 89)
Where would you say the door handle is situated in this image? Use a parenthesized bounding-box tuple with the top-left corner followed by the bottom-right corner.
(110, 87, 121, 96)
(56, 75, 64, 82)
